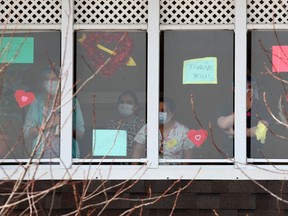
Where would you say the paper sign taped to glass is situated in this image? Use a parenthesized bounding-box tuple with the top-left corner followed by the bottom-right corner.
(92, 129, 127, 156)
(183, 57, 217, 84)
(272, 46, 288, 73)
(0, 37, 34, 63)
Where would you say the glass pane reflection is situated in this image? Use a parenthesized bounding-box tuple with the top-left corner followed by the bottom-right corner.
(75, 31, 147, 160)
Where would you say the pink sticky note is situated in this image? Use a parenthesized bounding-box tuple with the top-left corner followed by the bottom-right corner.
(272, 46, 288, 73)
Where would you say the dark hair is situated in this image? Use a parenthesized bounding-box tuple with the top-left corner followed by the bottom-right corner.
(160, 96, 175, 113)
(117, 90, 139, 106)
(38, 65, 61, 90)
(40, 65, 61, 80)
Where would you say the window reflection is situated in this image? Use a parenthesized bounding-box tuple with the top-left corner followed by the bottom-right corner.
(249, 30, 288, 159)
(75, 31, 147, 159)
(0, 31, 61, 160)
(161, 30, 234, 159)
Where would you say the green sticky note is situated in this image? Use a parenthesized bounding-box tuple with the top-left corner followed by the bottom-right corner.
(183, 57, 217, 84)
(0, 37, 34, 63)
(92, 129, 127, 156)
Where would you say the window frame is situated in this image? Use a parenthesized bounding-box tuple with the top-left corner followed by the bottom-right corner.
(1, 0, 288, 180)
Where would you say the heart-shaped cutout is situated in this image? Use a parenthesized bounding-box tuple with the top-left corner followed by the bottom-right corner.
(21, 96, 28, 102)
(80, 32, 134, 78)
(15, 90, 35, 108)
(195, 135, 201, 141)
(187, 129, 208, 147)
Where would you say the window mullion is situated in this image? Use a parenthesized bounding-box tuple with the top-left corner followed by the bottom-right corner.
(234, 0, 247, 166)
(147, 0, 160, 168)
(60, 0, 74, 168)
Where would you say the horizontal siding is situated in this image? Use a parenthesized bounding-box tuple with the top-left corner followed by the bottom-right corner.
(0, 180, 288, 215)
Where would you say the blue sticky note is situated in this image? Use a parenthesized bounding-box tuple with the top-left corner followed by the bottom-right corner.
(0, 37, 34, 63)
(92, 129, 127, 156)
(183, 57, 217, 84)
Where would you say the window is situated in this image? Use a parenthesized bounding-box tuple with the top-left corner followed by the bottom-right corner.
(0, 31, 61, 160)
(75, 31, 147, 161)
(161, 30, 234, 160)
(248, 30, 288, 160)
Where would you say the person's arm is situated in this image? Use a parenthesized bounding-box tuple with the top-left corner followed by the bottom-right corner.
(247, 120, 269, 137)
(217, 113, 234, 130)
(246, 127, 256, 137)
(131, 124, 147, 164)
(132, 142, 145, 159)
(73, 98, 85, 139)
(131, 142, 146, 165)
(23, 102, 39, 139)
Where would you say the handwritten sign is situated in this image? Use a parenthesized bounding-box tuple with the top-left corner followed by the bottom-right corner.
(183, 57, 217, 84)
(92, 129, 127, 156)
(0, 37, 34, 63)
(272, 46, 288, 73)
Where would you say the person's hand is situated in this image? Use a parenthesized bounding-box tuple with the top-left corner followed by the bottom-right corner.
(224, 127, 234, 135)
(224, 127, 234, 138)
(259, 120, 269, 127)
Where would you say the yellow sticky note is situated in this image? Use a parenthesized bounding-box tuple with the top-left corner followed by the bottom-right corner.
(255, 121, 268, 144)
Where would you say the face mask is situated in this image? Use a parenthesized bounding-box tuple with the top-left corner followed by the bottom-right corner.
(159, 112, 168, 125)
(44, 80, 58, 95)
(118, 103, 134, 117)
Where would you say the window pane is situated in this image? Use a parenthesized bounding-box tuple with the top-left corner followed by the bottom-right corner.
(161, 30, 234, 160)
(0, 31, 61, 159)
(249, 30, 288, 159)
(75, 31, 147, 160)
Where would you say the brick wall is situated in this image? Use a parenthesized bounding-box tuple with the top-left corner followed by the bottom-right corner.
(1, 180, 288, 215)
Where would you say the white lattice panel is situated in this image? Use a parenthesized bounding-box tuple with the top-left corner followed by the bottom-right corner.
(0, 0, 61, 24)
(74, 0, 148, 24)
(247, 0, 288, 24)
(160, 0, 235, 24)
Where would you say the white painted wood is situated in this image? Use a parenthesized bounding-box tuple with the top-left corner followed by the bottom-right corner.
(234, 0, 247, 167)
(60, 0, 74, 168)
(146, 0, 160, 168)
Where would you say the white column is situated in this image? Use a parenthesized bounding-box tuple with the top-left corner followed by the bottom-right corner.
(60, 0, 74, 168)
(234, 0, 247, 166)
(147, 0, 160, 168)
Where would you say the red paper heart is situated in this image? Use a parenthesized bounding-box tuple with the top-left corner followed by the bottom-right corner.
(15, 90, 35, 108)
(80, 32, 134, 78)
(187, 129, 208, 147)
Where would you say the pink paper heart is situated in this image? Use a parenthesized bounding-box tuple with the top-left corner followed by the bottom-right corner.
(15, 90, 35, 108)
(187, 129, 208, 147)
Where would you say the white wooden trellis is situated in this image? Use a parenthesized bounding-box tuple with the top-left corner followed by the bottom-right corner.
(0, 0, 61, 24)
(1, 0, 287, 25)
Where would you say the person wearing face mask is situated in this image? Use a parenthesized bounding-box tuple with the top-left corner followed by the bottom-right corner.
(23, 65, 85, 159)
(107, 91, 145, 158)
(132, 97, 195, 161)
